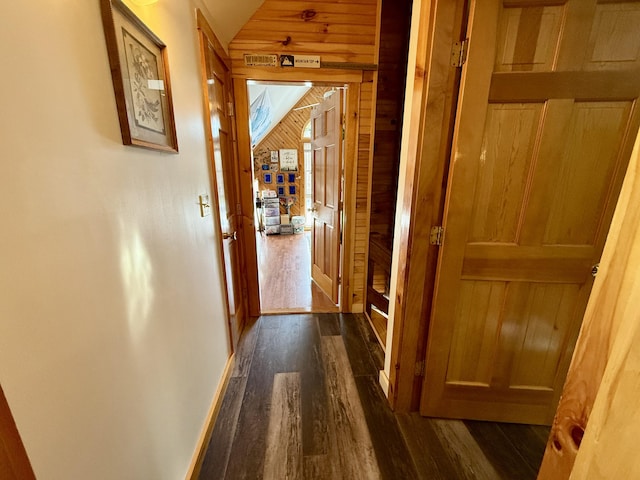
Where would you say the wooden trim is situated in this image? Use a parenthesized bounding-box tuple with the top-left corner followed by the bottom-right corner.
(231, 67, 364, 83)
(186, 354, 236, 480)
(233, 78, 261, 316)
(0, 384, 36, 480)
(342, 83, 361, 312)
(196, 11, 248, 349)
(489, 71, 640, 102)
(234, 77, 366, 315)
(385, 0, 467, 411)
(196, 10, 231, 69)
(360, 68, 379, 320)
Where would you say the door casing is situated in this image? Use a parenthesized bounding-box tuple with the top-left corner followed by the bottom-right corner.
(234, 77, 366, 317)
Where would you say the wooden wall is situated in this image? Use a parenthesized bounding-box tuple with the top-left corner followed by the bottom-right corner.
(230, 0, 381, 312)
(229, 0, 379, 75)
(370, 0, 411, 243)
(253, 87, 329, 218)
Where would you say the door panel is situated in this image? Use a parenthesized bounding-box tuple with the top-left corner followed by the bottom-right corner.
(311, 91, 342, 304)
(201, 34, 245, 350)
(421, 0, 640, 424)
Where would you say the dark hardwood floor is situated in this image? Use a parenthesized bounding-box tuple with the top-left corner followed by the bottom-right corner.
(199, 314, 549, 479)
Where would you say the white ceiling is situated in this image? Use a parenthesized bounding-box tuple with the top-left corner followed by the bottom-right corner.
(201, 0, 265, 49)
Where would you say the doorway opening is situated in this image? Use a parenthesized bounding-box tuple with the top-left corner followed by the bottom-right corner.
(246, 81, 345, 314)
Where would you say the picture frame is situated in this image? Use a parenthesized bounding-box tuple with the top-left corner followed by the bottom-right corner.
(276, 174, 285, 184)
(289, 185, 297, 195)
(264, 173, 273, 184)
(100, 0, 178, 152)
(277, 186, 285, 196)
(279, 149, 298, 171)
(261, 164, 270, 171)
(270, 151, 279, 163)
(288, 173, 296, 183)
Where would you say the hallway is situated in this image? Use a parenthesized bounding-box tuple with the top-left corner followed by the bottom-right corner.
(199, 314, 548, 479)
(256, 232, 339, 313)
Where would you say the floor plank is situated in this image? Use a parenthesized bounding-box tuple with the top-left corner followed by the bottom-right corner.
(299, 316, 331, 457)
(257, 232, 339, 314)
(199, 377, 245, 480)
(223, 326, 279, 479)
(339, 314, 378, 377)
(355, 375, 419, 480)
(203, 314, 551, 480)
(263, 373, 302, 480)
(465, 420, 539, 480)
(429, 419, 500, 480)
(321, 336, 381, 479)
(397, 413, 462, 480)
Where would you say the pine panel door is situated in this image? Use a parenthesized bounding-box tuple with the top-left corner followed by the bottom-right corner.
(421, 0, 640, 424)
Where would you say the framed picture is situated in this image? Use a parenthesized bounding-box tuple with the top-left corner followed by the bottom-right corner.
(276, 174, 285, 184)
(279, 149, 298, 171)
(270, 151, 279, 163)
(289, 185, 297, 195)
(277, 186, 285, 196)
(261, 164, 270, 171)
(264, 173, 272, 184)
(288, 173, 296, 183)
(100, 0, 178, 152)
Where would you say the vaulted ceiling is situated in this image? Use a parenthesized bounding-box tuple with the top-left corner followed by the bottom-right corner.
(201, 0, 265, 49)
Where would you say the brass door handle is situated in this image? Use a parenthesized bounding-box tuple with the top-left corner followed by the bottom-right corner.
(223, 231, 237, 241)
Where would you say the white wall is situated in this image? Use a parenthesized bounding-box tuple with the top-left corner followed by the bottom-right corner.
(0, 1, 231, 479)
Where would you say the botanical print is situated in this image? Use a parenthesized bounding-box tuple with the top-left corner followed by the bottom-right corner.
(122, 28, 165, 134)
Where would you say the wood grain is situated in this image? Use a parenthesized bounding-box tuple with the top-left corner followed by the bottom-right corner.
(321, 336, 381, 479)
(229, 0, 379, 73)
(387, 0, 467, 411)
(263, 373, 303, 480)
(201, 313, 549, 479)
(0, 385, 35, 480)
(428, 419, 500, 480)
(539, 119, 640, 479)
(422, 0, 640, 424)
(257, 232, 339, 313)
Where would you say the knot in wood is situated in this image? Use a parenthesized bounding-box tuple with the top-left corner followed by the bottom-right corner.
(282, 36, 292, 46)
(301, 9, 317, 21)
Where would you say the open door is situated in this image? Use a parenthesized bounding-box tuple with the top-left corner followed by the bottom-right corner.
(310, 90, 343, 305)
(199, 17, 245, 349)
(422, 0, 640, 424)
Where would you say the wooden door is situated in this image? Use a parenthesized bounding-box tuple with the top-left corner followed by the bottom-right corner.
(422, 0, 640, 424)
(310, 91, 343, 304)
(0, 385, 35, 479)
(200, 29, 245, 350)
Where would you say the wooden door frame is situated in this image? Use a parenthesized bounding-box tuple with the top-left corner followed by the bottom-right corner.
(0, 383, 36, 479)
(196, 10, 248, 347)
(233, 72, 368, 316)
(383, 0, 468, 411)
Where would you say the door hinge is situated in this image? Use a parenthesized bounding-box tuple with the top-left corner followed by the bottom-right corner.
(591, 263, 600, 277)
(450, 39, 468, 67)
(338, 276, 342, 285)
(236, 203, 242, 215)
(227, 102, 235, 117)
(415, 360, 425, 377)
(430, 226, 444, 246)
